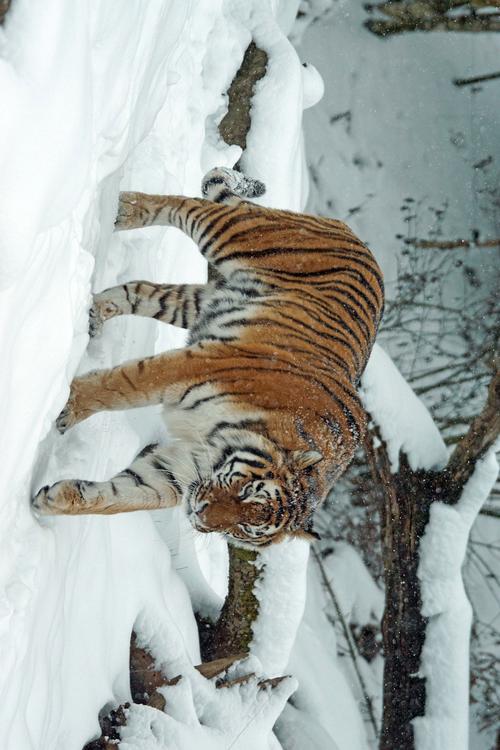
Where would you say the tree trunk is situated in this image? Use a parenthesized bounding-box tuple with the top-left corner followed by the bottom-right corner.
(364, 436, 435, 749)
(0, 0, 11, 24)
(208, 545, 263, 659)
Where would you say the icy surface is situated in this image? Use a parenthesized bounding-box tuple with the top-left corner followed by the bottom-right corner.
(361, 344, 448, 472)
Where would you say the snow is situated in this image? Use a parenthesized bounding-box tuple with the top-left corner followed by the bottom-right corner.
(122, 657, 297, 749)
(279, 548, 377, 750)
(252, 538, 310, 675)
(0, 1, 368, 748)
(360, 343, 448, 472)
(414, 450, 499, 750)
(3, 0, 493, 746)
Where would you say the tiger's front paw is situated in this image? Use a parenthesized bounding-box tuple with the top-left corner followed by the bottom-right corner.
(56, 396, 78, 434)
(32, 481, 86, 515)
(89, 296, 120, 338)
(56, 381, 89, 434)
(115, 191, 155, 231)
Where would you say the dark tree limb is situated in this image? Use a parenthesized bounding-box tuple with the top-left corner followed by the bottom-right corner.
(208, 545, 263, 660)
(439, 368, 500, 503)
(407, 238, 500, 250)
(480, 504, 500, 519)
(0, 0, 10, 25)
(454, 70, 500, 86)
(218, 42, 268, 160)
(409, 236, 500, 249)
(201, 43, 270, 660)
(364, 433, 434, 750)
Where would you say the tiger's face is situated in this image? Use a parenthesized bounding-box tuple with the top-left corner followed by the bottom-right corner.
(186, 448, 322, 547)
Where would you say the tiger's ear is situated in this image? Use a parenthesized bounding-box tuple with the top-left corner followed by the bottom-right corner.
(291, 450, 323, 472)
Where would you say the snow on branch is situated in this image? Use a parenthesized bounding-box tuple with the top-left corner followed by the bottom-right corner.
(360, 343, 448, 473)
(362, 344, 499, 749)
(415, 451, 499, 749)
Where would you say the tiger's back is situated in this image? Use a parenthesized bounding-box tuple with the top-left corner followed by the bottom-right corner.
(184, 194, 383, 474)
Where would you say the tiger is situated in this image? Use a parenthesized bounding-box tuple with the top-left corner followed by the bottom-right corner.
(32, 167, 384, 548)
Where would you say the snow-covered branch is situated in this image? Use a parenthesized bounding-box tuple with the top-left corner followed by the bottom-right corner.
(365, 1, 500, 35)
(361, 346, 499, 750)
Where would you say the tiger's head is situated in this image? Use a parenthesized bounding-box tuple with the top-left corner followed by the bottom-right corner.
(186, 446, 323, 548)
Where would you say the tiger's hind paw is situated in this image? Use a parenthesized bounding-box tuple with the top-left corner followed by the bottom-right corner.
(88, 297, 120, 338)
(32, 481, 85, 515)
(115, 191, 155, 231)
(88, 302, 104, 338)
(55, 385, 84, 434)
(56, 402, 74, 434)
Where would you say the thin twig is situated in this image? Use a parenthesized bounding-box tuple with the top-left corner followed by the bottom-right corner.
(407, 238, 500, 250)
(454, 71, 500, 87)
(311, 547, 380, 738)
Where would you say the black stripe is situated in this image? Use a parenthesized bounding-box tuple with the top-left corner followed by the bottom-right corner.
(218, 315, 363, 367)
(151, 458, 183, 493)
(195, 205, 235, 251)
(198, 212, 256, 255)
(260, 298, 367, 353)
(206, 419, 268, 441)
(121, 469, 144, 487)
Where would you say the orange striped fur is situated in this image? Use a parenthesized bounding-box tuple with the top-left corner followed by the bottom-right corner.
(33, 168, 383, 548)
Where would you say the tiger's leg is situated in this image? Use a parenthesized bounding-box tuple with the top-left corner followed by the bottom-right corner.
(55, 346, 206, 433)
(89, 281, 211, 337)
(114, 169, 266, 265)
(33, 444, 185, 515)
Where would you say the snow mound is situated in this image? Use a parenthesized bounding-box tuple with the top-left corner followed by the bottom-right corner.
(361, 343, 448, 472)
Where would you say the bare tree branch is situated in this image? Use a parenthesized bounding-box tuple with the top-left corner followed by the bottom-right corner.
(454, 70, 500, 86)
(218, 42, 268, 161)
(209, 545, 263, 660)
(0, 0, 11, 25)
(440, 369, 500, 502)
(479, 504, 500, 519)
(312, 547, 380, 738)
(363, 430, 433, 750)
(407, 238, 500, 249)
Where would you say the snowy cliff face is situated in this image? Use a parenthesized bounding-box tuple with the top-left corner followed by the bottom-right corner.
(0, 1, 369, 749)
